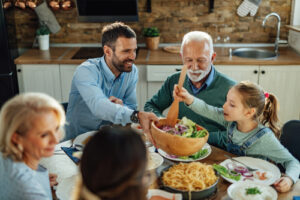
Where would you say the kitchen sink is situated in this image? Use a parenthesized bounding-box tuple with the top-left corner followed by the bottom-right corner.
(71, 47, 140, 59)
(232, 48, 277, 60)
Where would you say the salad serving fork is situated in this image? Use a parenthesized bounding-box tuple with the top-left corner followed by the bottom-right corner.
(224, 155, 258, 172)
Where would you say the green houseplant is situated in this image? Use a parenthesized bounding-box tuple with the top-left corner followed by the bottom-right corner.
(142, 27, 160, 50)
(36, 23, 50, 50)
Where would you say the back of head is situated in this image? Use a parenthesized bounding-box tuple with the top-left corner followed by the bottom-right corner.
(233, 81, 280, 137)
(0, 92, 65, 160)
(180, 31, 214, 57)
(80, 126, 147, 200)
(101, 22, 136, 50)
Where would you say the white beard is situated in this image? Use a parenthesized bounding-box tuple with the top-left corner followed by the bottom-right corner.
(187, 69, 210, 82)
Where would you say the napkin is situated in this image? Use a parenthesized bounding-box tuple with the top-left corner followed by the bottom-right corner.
(61, 147, 80, 164)
(147, 189, 182, 200)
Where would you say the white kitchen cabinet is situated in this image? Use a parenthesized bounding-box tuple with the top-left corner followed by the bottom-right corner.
(147, 65, 182, 99)
(215, 64, 300, 123)
(136, 65, 147, 111)
(60, 64, 78, 102)
(259, 65, 300, 123)
(214, 65, 258, 83)
(17, 64, 62, 102)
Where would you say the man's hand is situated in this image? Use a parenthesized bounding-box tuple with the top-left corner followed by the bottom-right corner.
(138, 111, 158, 146)
(273, 176, 293, 192)
(49, 173, 58, 187)
(109, 96, 123, 105)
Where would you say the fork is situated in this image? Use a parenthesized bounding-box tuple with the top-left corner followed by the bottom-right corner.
(224, 155, 258, 172)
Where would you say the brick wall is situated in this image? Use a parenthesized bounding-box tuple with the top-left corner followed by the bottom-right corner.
(5, 0, 291, 48)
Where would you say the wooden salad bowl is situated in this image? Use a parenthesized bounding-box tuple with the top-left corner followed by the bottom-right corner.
(150, 118, 209, 156)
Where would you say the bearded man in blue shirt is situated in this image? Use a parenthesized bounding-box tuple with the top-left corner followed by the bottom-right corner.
(65, 22, 157, 140)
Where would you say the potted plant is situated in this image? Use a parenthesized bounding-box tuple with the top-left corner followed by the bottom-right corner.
(142, 27, 160, 50)
(36, 23, 50, 50)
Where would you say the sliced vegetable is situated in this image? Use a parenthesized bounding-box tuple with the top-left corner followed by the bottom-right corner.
(213, 164, 241, 181)
(255, 171, 267, 180)
(234, 166, 248, 174)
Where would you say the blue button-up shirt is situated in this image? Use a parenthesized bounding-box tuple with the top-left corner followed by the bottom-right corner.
(188, 66, 215, 95)
(65, 56, 138, 140)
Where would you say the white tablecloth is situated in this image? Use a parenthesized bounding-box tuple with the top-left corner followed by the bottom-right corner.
(40, 140, 78, 200)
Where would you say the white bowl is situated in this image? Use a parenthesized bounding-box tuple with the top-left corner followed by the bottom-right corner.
(227, 181, 277, 200)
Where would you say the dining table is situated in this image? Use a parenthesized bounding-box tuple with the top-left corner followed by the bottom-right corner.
(41, 137, 300, 200)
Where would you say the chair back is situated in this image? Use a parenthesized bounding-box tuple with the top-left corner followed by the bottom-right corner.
(280, 120, 300, 161)
(61, 102, 68, 113)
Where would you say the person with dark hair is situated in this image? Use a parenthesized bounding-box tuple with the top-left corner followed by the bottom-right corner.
(65, 22, 157, 141)
(72, 126, 148, 200)
(174, 80, 300, 193)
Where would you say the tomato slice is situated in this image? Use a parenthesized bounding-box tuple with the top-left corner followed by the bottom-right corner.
(196, 126, 202, 131)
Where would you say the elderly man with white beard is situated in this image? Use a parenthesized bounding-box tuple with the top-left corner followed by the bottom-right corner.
(144, 31, 236, 147)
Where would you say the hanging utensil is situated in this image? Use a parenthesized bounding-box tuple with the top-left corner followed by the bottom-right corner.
(165, 65, 187, 127)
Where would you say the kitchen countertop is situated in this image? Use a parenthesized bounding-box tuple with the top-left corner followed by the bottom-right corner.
(14, 46, 300, 65)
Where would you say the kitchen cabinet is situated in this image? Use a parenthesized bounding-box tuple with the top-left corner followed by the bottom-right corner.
(147, 65, 182, 99)
(259, 65, 300, 124)
(17, 64, 150, 111)
(214, 65, 258, 83)
(17, 64, 62, 102)
(215, 65, 300, 123)
(136, 65, 147, 111)
(60, 64, 78, 102)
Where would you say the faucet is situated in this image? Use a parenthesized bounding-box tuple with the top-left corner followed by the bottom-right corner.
(262, 12, 281, 55)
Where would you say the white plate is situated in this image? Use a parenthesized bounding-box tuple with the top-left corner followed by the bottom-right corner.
(73, 131, 97, 147)
(227, 181, 277, 200)
(148, 152, 164, 170)
(157, 143, 211, 162)
(220, 157, 281, 185)
(131, 123, 143, 134)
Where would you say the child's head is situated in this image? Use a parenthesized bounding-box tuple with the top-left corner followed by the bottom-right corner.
(231, 81, 280, 137)
(77, 125, 147, 200)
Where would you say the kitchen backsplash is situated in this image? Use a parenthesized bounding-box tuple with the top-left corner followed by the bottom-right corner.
(5, 0, 291, 48)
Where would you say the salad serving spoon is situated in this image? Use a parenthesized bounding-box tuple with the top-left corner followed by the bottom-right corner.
(224, 155, 258, 172)
(165, 65, 187, 127)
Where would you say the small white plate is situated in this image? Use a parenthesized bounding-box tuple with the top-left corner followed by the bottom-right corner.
(227, 181, 277, 200)
(73, 131, 97, 148)
(157, 143, 211, 162)
(131, 123, 143, 134)
(219, 156, 281, 185)
(147, 152, 164, 170)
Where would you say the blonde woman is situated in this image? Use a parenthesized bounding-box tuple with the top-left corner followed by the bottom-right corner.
(0, 93, 65, 199)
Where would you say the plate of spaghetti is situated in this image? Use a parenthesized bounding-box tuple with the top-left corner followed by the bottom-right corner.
(160, 162, 219, 200)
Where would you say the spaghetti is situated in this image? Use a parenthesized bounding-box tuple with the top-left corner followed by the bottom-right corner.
(162, 162, 218, 191)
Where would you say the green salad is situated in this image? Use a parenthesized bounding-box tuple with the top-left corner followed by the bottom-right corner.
(177, 148, 208, 160)
(159, 117, 207, 138)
